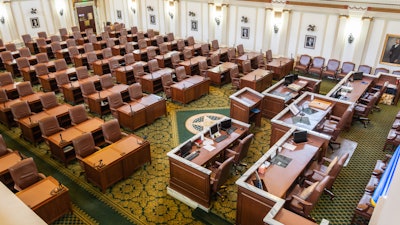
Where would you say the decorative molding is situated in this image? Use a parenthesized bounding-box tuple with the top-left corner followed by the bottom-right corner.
(147, 6, 154, 11)
(307, 24, 316, 32)
(188, 11, 196, 17)
(31, 8, 37, 14)
(241, 16, 248, 23)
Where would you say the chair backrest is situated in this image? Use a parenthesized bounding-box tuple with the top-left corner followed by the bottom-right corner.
(167, 32, 174, 42)
(106, 38, 115, 48)
(201, 43, 210, 56)
(85, 28, 94, 37)
(100, 74, 114, 89)
(21, 34, 32, 44)
(55, 59, 68, 71)
(88, 34, 97, 43)
(76, 66, 89, 80)
(72, 132, 97, 158)
(210, 54, 220, 67)
(0, 38, 3, 47)
(161, 74, 174, 87)
(119, 36, 128, 45)
(124, 53, 135, 65)
(393, 70, 400, 75)
(303, 176, 330, 216)
(36, 38, 47, 47)
(171, 52, 180, 65)
(0, 72, 13, 85)
(177, 39, 185, 51)
(84, 43, 95, 53)
(54, 72, 69, 86)
(102, 119, 124, 143)
(128, 83, 143, 100)
(10, 101, 31, 120)
(38, 31, 47, 39)
(137, 32, 145, 40)
(211, 156, 234, 193)
(102, 47, 113, 59)
(19, 47, 31, 58)
(131, 26, 138, 34)
(311, 57, 325, 68)
(16, 57, 30, 70)
(242, 60, 252, 74)
(34, 63, 50, 76)
(227, 48, 236, 61)
(39, 92, 59, 110)
(107, 92, 124, 112)
(125, 43, 134, 54)
(198, 60, 208, 71)
(175, 66, 187, 82)
(0, 134, 11, 157)
(59, 28, 68, 36)
(326, 153, 349, 189)
(86, 52, 98, 65)
(73, 31, 83, 40)
(66, 39, 77, 47)
(138, 39, 147, 49)
(133, 63, 146, 79)
(68, 105, 89, 125)
(0, 88, 8, 103)
(0, 51, 13, 62)
(38, 116, 62, 137)
(183, 49, 192, 60)
(237, 44, 245, 56)
(147, 47, 157, 60)
(71, 26, 79, 32)
(156, 35, 164, 45)
(231, 133, 254, 164)
(211, 40, 219, 51)
(374, 67, 389, 75)
(68, 46, 79, 58)
(187, 36, 195, 46)
(159, 43, 168, 55)
(148, 59, 160, 73)
(9, 158, 42, 190)
(50, 35, 61, 43)
(147, 29, 155, 38)
(326, 59, 340, 71)
(16, 81, 34, 97)
(5, 43, 17, 52)
(340, 62, 355, 74)
(230, 64, 240, 79)
(80, 80, 97, 96)
(50, 42, 62, 53)
(108, 58, 120, 72)
(266, 50, 273, 62)
(299, 54, 312, 66)
(358, 65, 372, 74)
(101, 31, 110, 40)
(36, 53, 49, 63)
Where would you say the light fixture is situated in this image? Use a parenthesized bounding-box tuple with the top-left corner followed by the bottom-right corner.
(147, 6, 154, 11)
(241, 16, 248, 23)
(169, 12, 174, 19)
(59, 9, 64, 16)
(215, 17, 221, 26)
(0, 16, 4, 24)
(348, 33, 354, 44)
(131, 7, 136, 14)
(273, 24, 279, 33)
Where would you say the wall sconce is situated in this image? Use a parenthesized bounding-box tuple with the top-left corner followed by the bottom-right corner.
(241, 16, 248, 23)
(0, 16, 4, 24)
(147, 6, 154, 11)
(273, 24, 279, 33)
(169, 12, 174, 19)
(348, 33, 354, 44)
(59, 9, 64, 16)
(189, 11, 196, 17)
(31, 8, 37, 14)
(307, 24, 316, 32)
(215, 17, 221, 26)
(131, 7, 136, 14)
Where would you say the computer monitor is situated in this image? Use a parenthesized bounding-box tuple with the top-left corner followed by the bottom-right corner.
(209, 123, 220, 138)
(220, 119, 232, 130)
(293, 130, 308, 143)
(180, 140, 192, 158)
(352, 72, 363, 80)
(284, 74, 294, 85)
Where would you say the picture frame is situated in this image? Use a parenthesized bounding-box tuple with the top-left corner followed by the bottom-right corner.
(380, 34, 400, 66)
(241, 27, 249, 39)
(304, 35, 316, 49)
(117, 10, 122, 20)
(30, 17, 40, 28)
(150, 14, 156, 25)
(191, 20, 198, 31)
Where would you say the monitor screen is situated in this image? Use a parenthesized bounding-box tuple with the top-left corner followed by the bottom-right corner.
(209, 123, 219, 137)
(284, 74, 294, 85)
(352, 72, 363, 80)
(293, 130, 308, 143)
(180, 141, 192, 157)
(220, 119, 232, 130)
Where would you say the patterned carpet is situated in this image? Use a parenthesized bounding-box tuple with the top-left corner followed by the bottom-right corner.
(1, 74, 399, 224)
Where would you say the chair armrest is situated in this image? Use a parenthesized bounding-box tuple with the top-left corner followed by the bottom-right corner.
(313, 169, 327, 177)
(225, 148, 238, 156)
(321, 157, 333, 163)
(329, 115, 341, 121)
(121, 132, 129, 137)
(38, 173, 46, 180)
(292, 195, 313, 206)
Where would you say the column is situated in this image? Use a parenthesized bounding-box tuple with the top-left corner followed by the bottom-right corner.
(4, 2, 19, 42)
(263, 8, 274, 51)
(332, 15, 348, 60)
(354, 17, 373, 66)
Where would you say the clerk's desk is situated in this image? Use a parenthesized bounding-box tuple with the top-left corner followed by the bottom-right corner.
(270, 92, 354, 150)
(261, 76, 321, 119)
(0, 181, 47, 225)
(235, 127, 328, 225)
(167, 118, 250, 210)
(374, 72, 400, 105)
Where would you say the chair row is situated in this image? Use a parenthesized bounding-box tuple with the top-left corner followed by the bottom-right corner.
(383, 110, 400, 151)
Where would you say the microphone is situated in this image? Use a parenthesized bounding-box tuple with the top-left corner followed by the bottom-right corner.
(97, 90, 101, 99)
(18, 151, 24, 160)
(29, 117, 32, 124)
(254, 75, 257, 81)
(129, 104, 134, 115)
(150, 73, 153, 80)
(70, 79, 73, 87)
(183, 83, 186, 89)
(59, 133, 64, 143)
(246, 54, 249, 60)
(189, 58, 192, 66)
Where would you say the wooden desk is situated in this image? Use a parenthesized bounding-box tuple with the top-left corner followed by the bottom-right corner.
(0, 182, 47, 225)
(92, 55, 124, 75)
(61, 76, 100, 104)
(167, 118, 250, 209)
(266, 57, 294, 80)
(273, 208, 318, 225)
(73, 117, 104, 145)
(184, 43, 202, 56)
(240, 69, 273, 92)
(117, 102, 147, 130)
(135, 94, 167, 124)
(19, 112, 52, 145)
(47, 127, 82, 165)
(171, 75, 210, 104)
(261, 76, 321, 119)
(0, 82, 19, 100)
(20, 92, 44, 113)
(179, 56, 207, 75)
(133, 46, 159, 61)
(72, 53, 88, 67)
(0, 151, 22, 185)
(155, 50, 180, 68)
(114, 61, 148, 85)
(87, 90, 113, 116)
(0, 98, 22, 128)
(237, 52, 261, 70)
(230, 87, 264, 127)
(20, 65, 38, 85)
(327, 72, 374, 103)
(206, 62, 237, 86)
(16, 176, 71, 224)
(141, 68, 174, 93)
(374, 72, 400, 104)
(209, 47, 229, 62)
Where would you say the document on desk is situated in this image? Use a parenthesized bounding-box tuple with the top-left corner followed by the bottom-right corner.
(282, 142, 296, 151)
(203, 145, 215, 151)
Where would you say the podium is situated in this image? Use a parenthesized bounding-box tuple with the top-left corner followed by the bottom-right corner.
(229, 87, 263, 127)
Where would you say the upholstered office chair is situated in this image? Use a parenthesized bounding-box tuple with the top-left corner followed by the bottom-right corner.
(230, 65, 241, 90)
(227, 48, 237, 63)
(50, 35, 61, 43)
(38, 31, 48, 39)
(72, 132, 100, 170)
(76, 66, 90, 80)
(68, 46, 80, 64)
(155, 35, 164, 46)
(16, 58, 36, 84)
(187, 36, 195, 46)
(55, 59, 69, 72)
(159, 43, 169, 55)
(322, 59, 340, 80)
(19, 47, 33, 58)
(177, 39, 186, 52)
(166, 32, 174, 42)
(68, 105, 89, 125)
(36, 52, 52, 64)
(133, 63, 149, 84)
(38, 116, 64, 141)
(119, 35, 128, 45)
(40, 92, 59, 110)
(86, 52, 98, 70)
(353, 92, 379, 128)
(351, 191, 374, 225)
(66, 38, 77, 48)
(5, 43, 17, 52)
(147, 29, 155, 38)
(294, 54, 312, 74)
(80, 80, 97, 105)
(84, 42, 95, 53)
(183, 49, 193, 60)
(16, 81, 35, 97)
(108, 58, 120, 76)
(0, 71, 14, 85)
(107, 92, 126, 119)
(374, 67, 389, 75)
(21, 33, 32, 44)
(201, 44, 211, 57)
(210, 54, 221, 67)
(383, 127, 400, 152)
(265, 50, 273, 62)
(34, 63, 50, 82)
(106, 38, 116, 49)
(161, 74, 175, 98)
(357, 65, 372, 74)
(54, 72, 69, 96)
(308, 56, 325, 79)
(392, 70, 400, 75)
(10, 101, 32, 122)
(85, 28, 94, 37)
(256, 54, 266, 69)
(102, 47, 113, 59)
(147, 47, 157, 61)
(242, 60, 252, 75)
(73, 31, 85, 45)
(9, 158, 46, 191)
(372, 154, 392, 177)
(225, 133, 254, 173)
(237, 44, 245, 56)
(59, 28, 69, 41)
(128, 83, 144, 101)
(0, 88, 9, 104)
(364, 81, 388, 112)
(50, 42, 62, 56)
(0, 134, 13, 157)
(101, 119, 128, 144)
(138, 39, 147, 49)
(211, 40, 219, 51)
(170, 52, 182, 69)
(148, 59, 160, 73)
(198, 60, 209, 78)
(286, 176, 330, 221)
(124, 53, 135, 66)
(210, 156, 234, 201)
(175, 66, 189, 82)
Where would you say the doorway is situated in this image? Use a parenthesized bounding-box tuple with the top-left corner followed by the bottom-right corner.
(76, 5, 96, 33)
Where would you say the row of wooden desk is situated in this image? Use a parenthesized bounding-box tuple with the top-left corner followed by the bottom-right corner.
(171, 75, 210, 104)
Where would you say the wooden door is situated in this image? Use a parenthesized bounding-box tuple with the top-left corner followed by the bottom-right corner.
(76, 6, 96, 33)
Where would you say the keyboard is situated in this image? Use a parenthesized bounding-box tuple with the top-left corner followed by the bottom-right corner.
(215, 135, 228, 143)
(185, 151, 200, 161)
(226, 127, 237, 135)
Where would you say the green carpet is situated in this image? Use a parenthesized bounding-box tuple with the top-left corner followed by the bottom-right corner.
(1, 73, 399, 225)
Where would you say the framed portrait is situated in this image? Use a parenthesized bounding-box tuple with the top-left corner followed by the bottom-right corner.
(380, 34, 400, 66)
(241, 27, 249, 39)
(191, 20, 198, 31)
(117, 10, 122, 20)
(150, 14, 156, 25)
(304, 35, 316, 49)
(30, 17, 40, 28)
